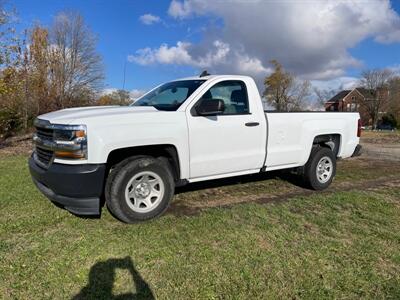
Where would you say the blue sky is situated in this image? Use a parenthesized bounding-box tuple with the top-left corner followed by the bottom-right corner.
(11, 0, 400, 93)
(13, 0, 192, 92)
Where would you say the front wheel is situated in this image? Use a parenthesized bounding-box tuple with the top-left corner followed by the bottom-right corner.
(105, 156, 175, 223)
(302, 146, 336, 190)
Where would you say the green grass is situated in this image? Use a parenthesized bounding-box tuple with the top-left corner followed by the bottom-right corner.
(1, 156, 400, 299)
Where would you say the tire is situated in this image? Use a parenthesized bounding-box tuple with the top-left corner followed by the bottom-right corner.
(302, 146, 336, 190)
(105, 156, 175, 223)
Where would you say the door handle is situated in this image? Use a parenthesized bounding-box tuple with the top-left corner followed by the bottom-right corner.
(245, 122, 260, 127)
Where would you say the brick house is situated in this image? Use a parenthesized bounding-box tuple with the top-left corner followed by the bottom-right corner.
(324, 87, 389, 126)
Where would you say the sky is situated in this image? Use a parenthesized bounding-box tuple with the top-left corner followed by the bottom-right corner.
(11, 0, 400, 95)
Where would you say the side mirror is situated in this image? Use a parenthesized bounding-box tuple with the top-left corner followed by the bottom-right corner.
(195, 99, 225, 116)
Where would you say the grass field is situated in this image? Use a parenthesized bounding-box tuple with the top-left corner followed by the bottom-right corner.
(1, 143, 400, 298)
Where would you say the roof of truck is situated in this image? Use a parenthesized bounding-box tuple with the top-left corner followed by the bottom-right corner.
(174, 74, 252, 81)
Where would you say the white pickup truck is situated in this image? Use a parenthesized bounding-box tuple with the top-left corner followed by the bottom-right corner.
(29, 74, 362, 222)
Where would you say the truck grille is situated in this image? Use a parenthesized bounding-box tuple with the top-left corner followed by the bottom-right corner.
(35, 147, 54, 166)
(34, 126, 54, 167)
(36, 126, 54, 141)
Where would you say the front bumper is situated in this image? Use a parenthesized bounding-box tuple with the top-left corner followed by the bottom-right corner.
(29, 155, 106, 215)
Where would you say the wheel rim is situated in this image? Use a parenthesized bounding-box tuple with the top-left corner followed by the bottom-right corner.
(316, 156, 333, 184)
(124, 171, 165, 213)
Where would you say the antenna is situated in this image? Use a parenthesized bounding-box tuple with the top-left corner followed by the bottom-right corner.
(199, 70, 210, 77)
(122, 60, 127, 90)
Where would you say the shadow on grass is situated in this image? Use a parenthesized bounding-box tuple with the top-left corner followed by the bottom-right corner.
(72, 256, 154, 300)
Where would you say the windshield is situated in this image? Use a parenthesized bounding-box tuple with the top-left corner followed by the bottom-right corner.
(132, 80, 206, 111)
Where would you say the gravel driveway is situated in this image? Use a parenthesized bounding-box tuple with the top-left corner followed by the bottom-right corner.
(360, 131, 400, 161)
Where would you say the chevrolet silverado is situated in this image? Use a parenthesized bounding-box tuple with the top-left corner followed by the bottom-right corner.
(29, 74, 362, 222)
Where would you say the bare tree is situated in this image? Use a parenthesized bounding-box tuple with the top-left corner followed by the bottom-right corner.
(0, 3, 27, 136)
(388, 76, 400, 125)
(263, 60, 310, 111)
(0, 1, 18, 67)
(48, 11, 104, 109)
(289, 80, 311, 111)
(0, 9, 105, 137)
(359, 69, 394, 128)
(313, 87, 337, 109)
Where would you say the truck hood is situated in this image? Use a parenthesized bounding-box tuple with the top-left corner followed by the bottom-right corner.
(38, 106, 159, 124)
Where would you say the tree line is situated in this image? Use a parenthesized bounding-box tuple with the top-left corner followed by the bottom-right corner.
(0, 6, 132, 138)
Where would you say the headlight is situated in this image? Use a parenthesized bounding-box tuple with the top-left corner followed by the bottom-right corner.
(54, 128, 85, 141)
(53, 125, 87, 159)
(33, 120, 88, 166)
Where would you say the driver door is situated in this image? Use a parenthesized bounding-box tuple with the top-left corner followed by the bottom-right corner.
(187, 80, 265, 179)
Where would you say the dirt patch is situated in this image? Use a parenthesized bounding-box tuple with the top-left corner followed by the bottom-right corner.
(338, 156, 399, 171)
(0, 134, 33, 156)
(361, 142, 400, 162)
(361, 131, 400, 145)
(359, 131, 400, 162)
(169, 176, 400, 216)
(169, 156, 400, 216)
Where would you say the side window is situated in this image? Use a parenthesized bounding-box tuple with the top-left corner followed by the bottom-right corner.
(201, 80, 249, 115)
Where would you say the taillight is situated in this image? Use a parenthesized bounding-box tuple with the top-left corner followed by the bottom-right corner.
(357, 119, 361, 137)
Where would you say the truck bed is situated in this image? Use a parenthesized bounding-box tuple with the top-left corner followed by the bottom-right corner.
(264, 111, 360, 170)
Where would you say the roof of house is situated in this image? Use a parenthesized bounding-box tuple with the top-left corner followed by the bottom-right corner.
(326, 90, 351, 103)
(326, 87, 378, 104)
(355, 87, 376, 98)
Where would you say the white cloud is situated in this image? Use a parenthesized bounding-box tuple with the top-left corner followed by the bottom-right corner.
(168, 0, 194, 19)
(101, 88, 118, 96)
(139, 14, 161, 25)
(128, 40, 231, 68)
(234, 54, 270, 75)
(128, 42, 193, 65)
(389, 64, 400, 76)
(128, 39, 275, 88)
(311, 76, 359, 92)
(130, 89, 146, 100)
(138, 0, 400, 82)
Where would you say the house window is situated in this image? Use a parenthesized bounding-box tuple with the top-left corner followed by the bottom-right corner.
(330, 105, 334, 111)
(351, 96, 355, 101)
(347, 103, 351, 111)
(350, 103, 357, 111)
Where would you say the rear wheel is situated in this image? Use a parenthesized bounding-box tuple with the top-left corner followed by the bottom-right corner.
(302, 146, 336, 190)
(106, 156, 175, 223)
